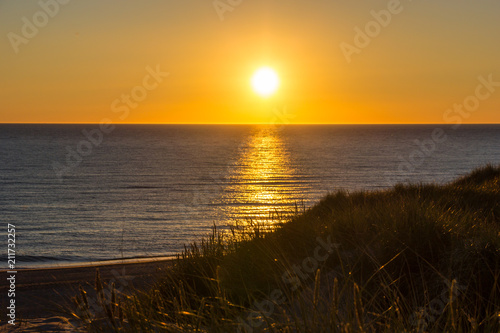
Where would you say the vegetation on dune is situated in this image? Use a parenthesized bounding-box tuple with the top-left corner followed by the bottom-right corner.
(73, 165, 500, 332)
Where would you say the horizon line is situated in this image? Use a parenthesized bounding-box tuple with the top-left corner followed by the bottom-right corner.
(1, 122, 500, 126)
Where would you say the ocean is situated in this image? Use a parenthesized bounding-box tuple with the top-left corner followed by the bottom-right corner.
(1, 124, 499, 268)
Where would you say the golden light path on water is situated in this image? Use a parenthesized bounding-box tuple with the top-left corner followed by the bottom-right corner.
(217, 126, 305, 228)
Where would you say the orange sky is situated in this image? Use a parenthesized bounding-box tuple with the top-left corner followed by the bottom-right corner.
(1, 0, 499, 124)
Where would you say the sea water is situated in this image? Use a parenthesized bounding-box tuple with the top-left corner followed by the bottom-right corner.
(1, 124, 498, 267)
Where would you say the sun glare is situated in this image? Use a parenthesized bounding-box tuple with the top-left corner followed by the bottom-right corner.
(251, 67, 280, 97)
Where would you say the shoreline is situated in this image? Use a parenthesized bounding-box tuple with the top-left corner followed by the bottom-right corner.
(1, 255, 178, 272)
(0, 257, 175, 329)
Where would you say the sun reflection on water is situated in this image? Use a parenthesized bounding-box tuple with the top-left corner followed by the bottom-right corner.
(219, 126, 302, 226)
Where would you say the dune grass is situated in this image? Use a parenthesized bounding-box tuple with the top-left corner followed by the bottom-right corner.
(72, 165, 500, 332)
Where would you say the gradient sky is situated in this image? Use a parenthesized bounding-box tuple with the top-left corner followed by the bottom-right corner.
(1, 0, 500, 124)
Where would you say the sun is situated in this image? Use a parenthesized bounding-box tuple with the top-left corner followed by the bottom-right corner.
(251, 67, 280, 97)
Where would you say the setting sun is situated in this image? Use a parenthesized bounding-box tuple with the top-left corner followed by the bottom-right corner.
(251, 67, 280, 98)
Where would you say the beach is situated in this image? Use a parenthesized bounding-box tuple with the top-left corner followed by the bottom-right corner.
(0, 258, 173, 331)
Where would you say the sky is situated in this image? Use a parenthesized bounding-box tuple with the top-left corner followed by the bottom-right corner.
(1, 0, 500, 124)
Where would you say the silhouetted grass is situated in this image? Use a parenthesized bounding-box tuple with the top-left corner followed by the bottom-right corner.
(73, 165, 500, 332)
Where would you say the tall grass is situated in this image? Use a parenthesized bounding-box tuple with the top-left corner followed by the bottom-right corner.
(72, 165, 500, 332)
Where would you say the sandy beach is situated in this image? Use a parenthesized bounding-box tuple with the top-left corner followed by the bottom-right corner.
(0, 258, 173, 331)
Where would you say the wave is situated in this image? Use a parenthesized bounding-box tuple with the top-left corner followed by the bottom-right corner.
(0, 254, 177, 270)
